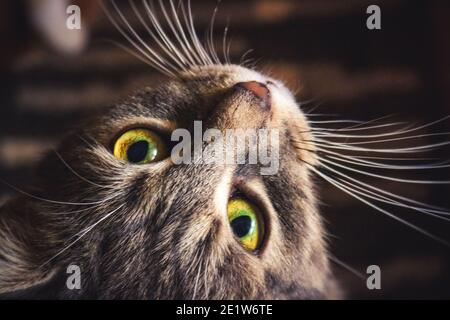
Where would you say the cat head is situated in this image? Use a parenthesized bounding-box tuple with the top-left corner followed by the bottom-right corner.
(0, 63, 335, 299)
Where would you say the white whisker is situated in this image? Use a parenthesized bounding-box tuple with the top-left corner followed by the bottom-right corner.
(170, 0, 204, 65)
(129, 0, 187, 70)
(0, 178, 110, 207)
(312, 139, 450, 154)
(292, 140, 450, 213)
(182, 0, 214, 65)
(53, 150, 113, 189)
(159, 0, 196, 67)
(325, 154, 450, 171)
(102, 1, 177, 77)
(302, 140, 450, 170)
(329, 255, 365, 280)
(320, 168, 450, 221)
(144, 0, 189, 69)
(41, 204, 126, 267)
(223, 19, 232, 64)
(309, 166, 450, 246)
(314, 132, 450, 146)
(310, 122, 406, 132)
(313, 156, 450, 213)
(239, 49, 254, 67)
(319, 155, 450, 185)
(311, 116, 450, 139)
(207, 3, 222, 65)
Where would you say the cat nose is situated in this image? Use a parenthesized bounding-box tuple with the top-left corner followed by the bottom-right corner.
(235, 81, 271, 109)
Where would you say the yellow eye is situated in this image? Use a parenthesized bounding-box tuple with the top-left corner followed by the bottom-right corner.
(113, 129, 168, 164)
(227, 198, 264, 252)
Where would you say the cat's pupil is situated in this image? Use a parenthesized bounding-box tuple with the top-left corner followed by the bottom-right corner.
(127, 140, 149, 163)
(231, 216, 252, 238)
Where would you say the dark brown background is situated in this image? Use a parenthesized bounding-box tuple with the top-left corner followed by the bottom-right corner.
(0, 0, 449, 299)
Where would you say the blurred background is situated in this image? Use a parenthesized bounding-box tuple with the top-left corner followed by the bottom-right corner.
(0, 0, 449, 299)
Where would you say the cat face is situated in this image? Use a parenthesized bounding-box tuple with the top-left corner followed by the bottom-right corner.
(0, 64, 334, 299)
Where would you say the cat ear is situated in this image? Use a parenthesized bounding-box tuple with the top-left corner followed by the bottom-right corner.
(0, 198, 64, 299)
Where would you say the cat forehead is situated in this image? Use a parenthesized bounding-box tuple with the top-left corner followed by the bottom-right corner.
(108, 65, 293, 121)
(182, 65, 269, 85)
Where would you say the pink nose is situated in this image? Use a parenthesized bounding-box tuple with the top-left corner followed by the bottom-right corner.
(235, 81, 271, 109)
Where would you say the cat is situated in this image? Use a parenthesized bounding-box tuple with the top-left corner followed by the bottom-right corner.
(0, 65, 337, 299)
(0, 0, 448, 299)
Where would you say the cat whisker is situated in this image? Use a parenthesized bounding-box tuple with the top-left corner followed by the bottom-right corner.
(225, 36, 233, 66)
(333, 114, 400, 131)
(239, 49, 254, 67)
(307, 114, 399, 128)
(311, 116, 450, 138)
(41, 204, 126, 267)
(313, 132, 450, 147)
(117, 0, 186, 73)
(62, 201, 122, 242)
(134, 0, 187, 70)
(310, 139, 450, 154)
(329, 254, 365, 280)
(159, 0, 197, 67)
(304, 113, 341, 118)
(103, 39, 177, 77)
(308, 120, 368, 125)
(0, 177, 110, 207)
(46, 204, 110, 217)
(191, 243, 206, 300)
(325, 170, 450, 222)
(324, 154, 450, 171)
(313, 156, 450, 216)
(170, 0, 205, 66)
(207, 2, 222, 65)
(302, 139, 450, 170)
(178, 0, 205, 66)
(309, 122, 407, 132)
(185, 0, 214, 65)
(224, 19, 233, 65)
(296, 144, 450, 214)
(130, 0, 191, 72)
(309, 166, 450, 246)
(103, 1, 177, 77)
(351, 155, 439, 161)
(53, 150, 114, 190)
(144, 0, 191, 69)
(203, 257, 210, 299)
